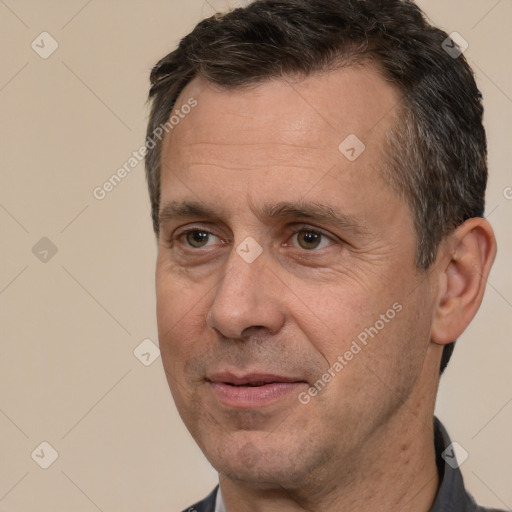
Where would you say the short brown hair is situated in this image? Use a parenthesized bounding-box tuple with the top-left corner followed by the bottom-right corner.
(145, 0, 487, 372)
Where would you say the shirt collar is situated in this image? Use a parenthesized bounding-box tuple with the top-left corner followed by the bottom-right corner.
(215, 486, 226, 512)
(430, 416, 479, 511)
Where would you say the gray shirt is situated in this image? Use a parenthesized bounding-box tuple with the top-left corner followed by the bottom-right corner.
(185, 417, 507, 512)
(429, 417, 506, 511)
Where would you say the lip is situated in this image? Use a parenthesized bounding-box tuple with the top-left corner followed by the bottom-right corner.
(207, 372, 307, 408)
(208, 372, 303, 386)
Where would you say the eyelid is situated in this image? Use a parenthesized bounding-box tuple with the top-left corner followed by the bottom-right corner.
(174, 224, 227, 248)
(284, 223, 339, 249)
(288, 223, 339, 241)
(174, 223, 222, 236)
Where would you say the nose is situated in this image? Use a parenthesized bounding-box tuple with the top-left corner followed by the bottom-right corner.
(206, 245, 286, 340)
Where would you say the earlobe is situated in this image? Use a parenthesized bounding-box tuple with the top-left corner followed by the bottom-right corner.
(431, 218, 497, 346)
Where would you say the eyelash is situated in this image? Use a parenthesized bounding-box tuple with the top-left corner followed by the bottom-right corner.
(171, 224, 338, 252)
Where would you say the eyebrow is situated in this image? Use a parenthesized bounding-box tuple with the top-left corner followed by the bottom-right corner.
(158, 200, 369, 236)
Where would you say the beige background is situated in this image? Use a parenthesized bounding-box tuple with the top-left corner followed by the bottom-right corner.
(0, 0, 511, 510)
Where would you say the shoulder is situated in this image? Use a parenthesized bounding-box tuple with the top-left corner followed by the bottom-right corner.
(179, 486, 218, 512)
(432, 418, 507, 512)
(474, 506, 509, 512)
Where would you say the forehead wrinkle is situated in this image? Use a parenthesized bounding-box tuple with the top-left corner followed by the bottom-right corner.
(171, 139, 335, 174)
(182, 141, 325, 150)
(184, 163, 324, 174)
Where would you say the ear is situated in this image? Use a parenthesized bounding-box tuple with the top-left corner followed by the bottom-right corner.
(431, 218, 497, 345)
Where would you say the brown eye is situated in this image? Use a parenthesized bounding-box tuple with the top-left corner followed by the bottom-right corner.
(184, 230, 214, 248)
(292, 230, 333, 250)
(297, 231, 321, 250)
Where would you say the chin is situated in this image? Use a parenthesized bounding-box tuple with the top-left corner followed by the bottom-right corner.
(201, 430, 326, 490)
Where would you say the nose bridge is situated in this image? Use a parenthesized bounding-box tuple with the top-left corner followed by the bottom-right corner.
(207, 240, 284, 339)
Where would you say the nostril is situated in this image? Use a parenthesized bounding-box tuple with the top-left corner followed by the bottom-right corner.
(240, 325, 266, 337)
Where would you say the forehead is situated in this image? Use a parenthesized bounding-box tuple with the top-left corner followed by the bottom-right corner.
(158, 66, 406, 232)
(164, 65, 401, 167)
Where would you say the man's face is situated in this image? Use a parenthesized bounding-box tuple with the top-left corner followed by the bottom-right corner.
(156, 67, 439, 489)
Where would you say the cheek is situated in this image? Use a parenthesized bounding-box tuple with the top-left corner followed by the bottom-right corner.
(155, 270, 207, 374)
(292, 280, 387, 361)
(156, 256, 206, 328)
(295, 277, 427, 394)
(344, 288, 433, 403)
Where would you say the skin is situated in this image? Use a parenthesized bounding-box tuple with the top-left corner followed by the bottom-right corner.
(155, 66, 497, 511)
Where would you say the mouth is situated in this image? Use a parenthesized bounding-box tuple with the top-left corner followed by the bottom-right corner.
(206, 372, 307, 408)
